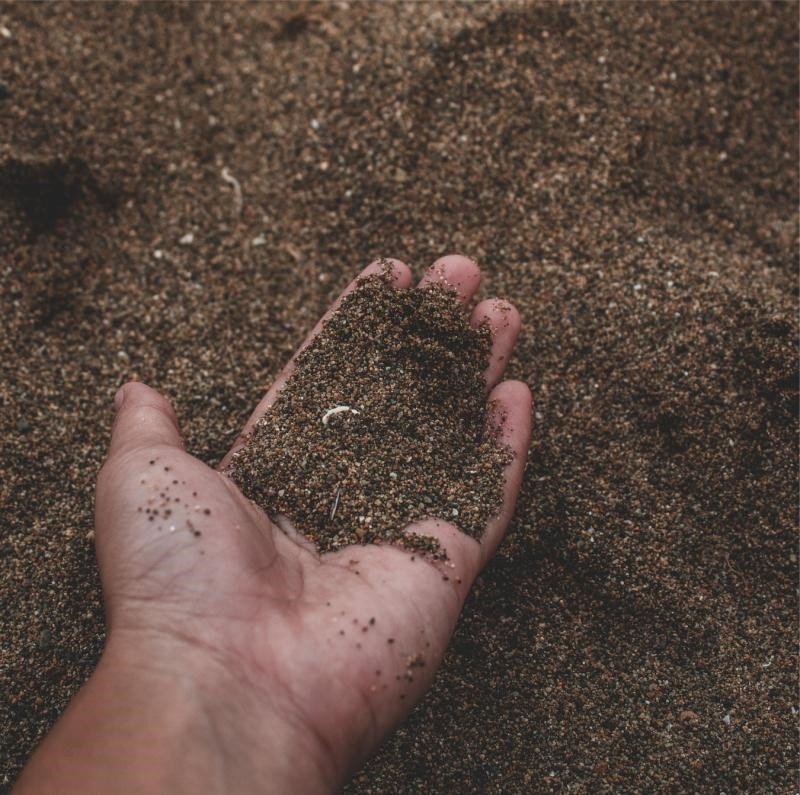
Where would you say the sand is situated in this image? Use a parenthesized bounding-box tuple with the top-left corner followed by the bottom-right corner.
(1, 2, 797, 791)
(227, 270, 510, 556)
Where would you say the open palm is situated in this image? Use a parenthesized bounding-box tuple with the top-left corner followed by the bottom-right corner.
(94, 256, 531, 789)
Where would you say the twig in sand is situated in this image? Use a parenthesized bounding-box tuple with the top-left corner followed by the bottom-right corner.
(330, 487, 341, 520)
(221, 167, 243, 216)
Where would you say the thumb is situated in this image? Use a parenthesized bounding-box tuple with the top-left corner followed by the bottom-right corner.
(108, 382, 183, 458)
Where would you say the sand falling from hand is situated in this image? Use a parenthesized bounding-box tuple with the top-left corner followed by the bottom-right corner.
(226, 269, 512, 558)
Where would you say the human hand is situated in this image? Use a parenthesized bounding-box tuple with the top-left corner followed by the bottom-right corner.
(15, 256, 531, 794)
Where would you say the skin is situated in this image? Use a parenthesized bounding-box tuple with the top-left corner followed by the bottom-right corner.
(13, 255, 532, 794)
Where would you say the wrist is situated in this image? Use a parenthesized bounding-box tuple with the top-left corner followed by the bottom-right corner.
(109, 627, 339, 794)
(15, 627, 336, 795)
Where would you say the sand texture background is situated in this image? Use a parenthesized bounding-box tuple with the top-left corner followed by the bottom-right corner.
(1, 2, 797, 791)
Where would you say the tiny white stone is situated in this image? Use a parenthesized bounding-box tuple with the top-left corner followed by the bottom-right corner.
(154, 249, 164, 259)
(310, 118, 320, 130)
(451, 509, 459, 517)
(389, 471, 398, 479)
(179, 232, 194, 245)
(277, 488, 285, 497)
(252, 234, 266, 247)
(723, 714, 731, 725)
(0, 26, 11, 39)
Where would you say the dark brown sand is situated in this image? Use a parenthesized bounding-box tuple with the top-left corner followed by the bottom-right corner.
(1, 2, 797, 791)
(227, 270, 510, 557)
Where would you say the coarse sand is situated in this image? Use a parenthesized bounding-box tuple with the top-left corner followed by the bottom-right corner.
(227, 268, 511, 557)
(1, 2, 797, 792)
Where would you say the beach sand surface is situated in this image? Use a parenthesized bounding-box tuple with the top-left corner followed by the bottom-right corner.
(1, 2, 797, 791)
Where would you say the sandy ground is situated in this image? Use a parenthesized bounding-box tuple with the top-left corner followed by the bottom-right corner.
(1, 2, 797, 791)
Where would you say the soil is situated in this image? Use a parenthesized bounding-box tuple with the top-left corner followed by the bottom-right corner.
(227, 268, 511, 556)
(1, 2, 797, 792)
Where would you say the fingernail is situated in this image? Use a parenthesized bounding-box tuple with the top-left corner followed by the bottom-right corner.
(114, 386, 126, 411)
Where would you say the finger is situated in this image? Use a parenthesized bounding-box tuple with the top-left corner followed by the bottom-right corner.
(108, 382, 183, 458)
(470, 298, 521, 391)
(219, 258, 412, 469)
(478, 379, 532, 566)
(398, 379, 531, 585)
(417, 254, 481, 308)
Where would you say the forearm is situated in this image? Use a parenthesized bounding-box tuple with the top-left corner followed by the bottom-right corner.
(13, 630, 334, 795)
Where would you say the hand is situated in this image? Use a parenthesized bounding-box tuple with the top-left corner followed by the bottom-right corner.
(14, 256, 531, 794)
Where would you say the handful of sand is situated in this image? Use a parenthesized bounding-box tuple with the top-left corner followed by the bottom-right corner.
(226, 270, 511, 557)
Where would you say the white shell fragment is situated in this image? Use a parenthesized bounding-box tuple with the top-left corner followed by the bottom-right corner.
(321, 405, 360, 425)
(221, 166, 243, 215)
